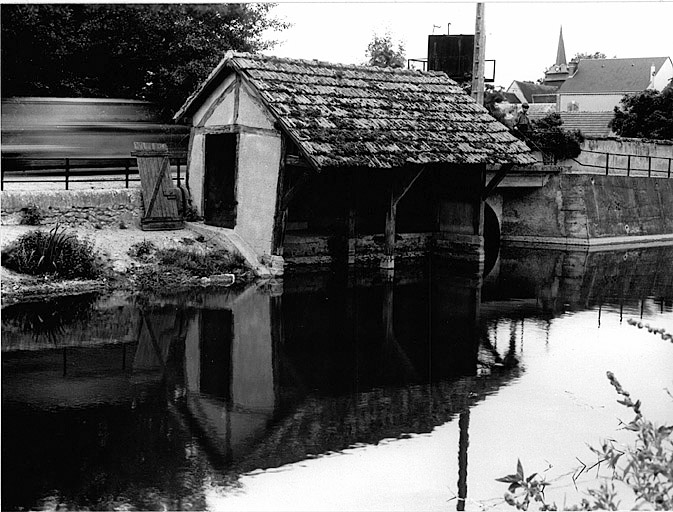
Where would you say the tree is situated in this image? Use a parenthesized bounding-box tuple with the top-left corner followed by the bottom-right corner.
(611, 82, 673, 140)
(526, 112, 584, 163)
(572, 51, 607, 60)
(1, 4, 289, 118)
(365, 32, 406, 68)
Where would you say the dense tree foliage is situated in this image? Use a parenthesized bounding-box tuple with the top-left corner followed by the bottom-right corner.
(527, 112, 584, 163)
(365, 32, 406, 68)
(572, 51, 607, 60)
(611, 82, 673, 140)
(1, 4, 288, 118)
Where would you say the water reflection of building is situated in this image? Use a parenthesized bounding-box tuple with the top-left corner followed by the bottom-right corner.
(4, 246, 672, 510)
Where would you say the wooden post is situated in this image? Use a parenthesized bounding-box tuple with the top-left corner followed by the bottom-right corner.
(470, 3, 486, 105)
(381, 177, 396, 272)
(125, 160, 130, 188)
(605, 153, 610, 175)
(457, 410, 470, 511)
(347, 170, 357, 265)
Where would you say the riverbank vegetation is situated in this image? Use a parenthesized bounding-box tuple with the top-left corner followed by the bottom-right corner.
(497, 370, 673, 511)
(127, 240, 252, 292)
(1, 227, 253, 303)
(1, 225, 101, 279)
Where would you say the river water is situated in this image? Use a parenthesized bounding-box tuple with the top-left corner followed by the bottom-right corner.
(2, 246, 672, 511)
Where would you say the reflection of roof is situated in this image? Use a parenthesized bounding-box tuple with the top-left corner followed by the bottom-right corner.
(176, 52, 535, 169)
(509, 81, 558, 103)
(233, 368, 520, 474)
(529, 111, 615, 137)
(558, 57, 669, 94)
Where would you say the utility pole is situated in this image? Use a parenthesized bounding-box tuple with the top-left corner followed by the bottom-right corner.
(471, 3, 486, 105)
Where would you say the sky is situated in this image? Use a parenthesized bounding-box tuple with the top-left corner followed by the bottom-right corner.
(262, 1, 673, 88)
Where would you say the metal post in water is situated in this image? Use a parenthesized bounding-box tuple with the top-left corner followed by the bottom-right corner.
(457, 410, 470, 511)
(605, 153, 609, 175)
(125, 160, 130, 188)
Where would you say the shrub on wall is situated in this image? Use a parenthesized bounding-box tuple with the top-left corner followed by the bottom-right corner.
(527, 112, 585, 163)
(1, 225, 101, 279)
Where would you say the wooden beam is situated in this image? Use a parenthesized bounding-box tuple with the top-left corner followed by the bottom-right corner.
(280, 171, 311, 211)
(482, 163, 514, 199)
(392, 166, 426, 208)
(272, 135, 288, 255)
(285, 154, 311, 168)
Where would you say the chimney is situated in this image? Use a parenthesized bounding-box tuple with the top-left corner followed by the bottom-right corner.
(569, 59, 578, 76)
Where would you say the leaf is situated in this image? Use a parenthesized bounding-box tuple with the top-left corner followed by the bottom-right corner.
(517, 459, 525, 481)
(508, 482, 521, 492)
(496, 475, 521, 484)
(526, 473, 538, 483)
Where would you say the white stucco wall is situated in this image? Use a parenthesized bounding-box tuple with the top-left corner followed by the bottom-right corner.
(238, 81, 275, 129)
(193, 74, 236, 126)
(187, 76, 282, 257)
(558, 93, 624, 112)
(235, 131, 281, 256)
(187, 132, 206, 212)
(651, 58, 673, 91)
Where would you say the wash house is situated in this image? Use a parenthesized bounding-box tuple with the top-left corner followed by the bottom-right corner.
(174, 52, 534, 271)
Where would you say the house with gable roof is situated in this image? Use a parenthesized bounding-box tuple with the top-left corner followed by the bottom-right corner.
(174, 52, 534, 271)
(556, 56, 673, 113)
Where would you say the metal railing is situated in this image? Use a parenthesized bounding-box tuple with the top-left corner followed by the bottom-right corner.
(517, 131, 672, 178)
(1, 155, 188, 191)
(571, 149, 672, 178)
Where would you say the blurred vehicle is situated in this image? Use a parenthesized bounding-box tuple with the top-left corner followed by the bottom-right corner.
(1, 97, 188, 169)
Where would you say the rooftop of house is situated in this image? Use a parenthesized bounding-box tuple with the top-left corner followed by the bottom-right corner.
(529, 111, 615, 138)
(508, 81, 559, 103)
(175, 52, 535, 170)
(557, 57, 670, 94)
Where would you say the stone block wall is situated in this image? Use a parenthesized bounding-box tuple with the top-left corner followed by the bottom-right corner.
(1, 189, 143, 228)
(501, 174, 673, 245)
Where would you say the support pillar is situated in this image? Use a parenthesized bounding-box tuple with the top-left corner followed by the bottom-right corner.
(381, 179, 396, 273)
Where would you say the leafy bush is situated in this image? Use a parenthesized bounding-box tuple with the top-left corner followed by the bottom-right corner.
(1, 225, 100, 279)
(611, 84, 673, 140)
(20, 203, 43, 225)
(526, 113, 585, 163)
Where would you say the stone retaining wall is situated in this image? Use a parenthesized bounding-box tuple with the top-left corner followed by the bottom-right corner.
(501, 174, 673, 245)
(1, 189, 143, 228)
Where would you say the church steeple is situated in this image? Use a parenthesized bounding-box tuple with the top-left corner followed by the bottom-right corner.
(556, 26, 567, 66)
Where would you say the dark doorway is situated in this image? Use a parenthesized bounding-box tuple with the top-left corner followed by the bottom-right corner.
(204, 134, 237, 228)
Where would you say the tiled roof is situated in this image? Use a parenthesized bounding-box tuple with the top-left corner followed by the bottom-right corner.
(557, 57, 669, 94)
(529, 111, 615, 137)
(176, 52, 535, 170)
(509, 81, 558, 103)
